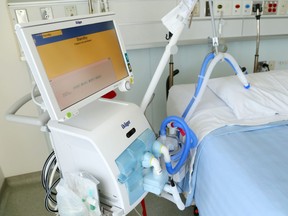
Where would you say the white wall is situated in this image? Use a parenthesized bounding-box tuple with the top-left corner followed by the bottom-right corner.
(0, 166, 4, 190)
(0, 0, 50, 178)
(1, 0, 288, 178)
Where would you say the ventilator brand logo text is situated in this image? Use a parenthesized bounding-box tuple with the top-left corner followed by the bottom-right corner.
(121, 120, 131, 129)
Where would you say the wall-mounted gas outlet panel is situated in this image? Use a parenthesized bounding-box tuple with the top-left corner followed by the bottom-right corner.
(204, 0, 288, 17)
(8, 0, 91, 26)
(6, 0, 288, 50)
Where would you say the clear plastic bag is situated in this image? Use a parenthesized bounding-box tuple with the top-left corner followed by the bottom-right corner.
(56, 179, 88, 216)
(56, 172, 101, 216)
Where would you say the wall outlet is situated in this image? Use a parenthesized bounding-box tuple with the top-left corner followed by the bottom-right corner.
(40, 7, 53, 20)
(243, 1, 253, 15)
(268, 60, 276, 70)
(65, 5, 77, 16)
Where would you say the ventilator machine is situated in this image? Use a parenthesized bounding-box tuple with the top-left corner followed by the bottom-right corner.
(7, 0, 249, 215)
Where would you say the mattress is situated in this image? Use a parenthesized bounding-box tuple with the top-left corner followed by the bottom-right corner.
(167, 70, 288, 215)
(167, 70, 288, 141)
(191, 121, 288, 216)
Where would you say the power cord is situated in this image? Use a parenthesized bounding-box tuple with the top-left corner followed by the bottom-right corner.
(41, 151, 61, 213)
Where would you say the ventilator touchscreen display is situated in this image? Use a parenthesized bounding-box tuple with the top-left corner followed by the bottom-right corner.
(32, 21, 128, 111)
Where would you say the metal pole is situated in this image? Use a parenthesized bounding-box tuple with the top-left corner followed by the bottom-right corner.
(253, 5, 262, 72)
(209, 0, 219, 54)
(168, 54, 174, 90)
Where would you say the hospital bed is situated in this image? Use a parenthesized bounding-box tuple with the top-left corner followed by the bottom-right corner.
(167, 70, 288, 216)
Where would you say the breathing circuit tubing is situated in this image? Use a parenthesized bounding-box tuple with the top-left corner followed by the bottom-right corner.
(181, 52, 250, 121)
(159, 116, 198, 175)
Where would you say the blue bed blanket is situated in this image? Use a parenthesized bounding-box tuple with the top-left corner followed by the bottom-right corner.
(189, 120, 288, 216)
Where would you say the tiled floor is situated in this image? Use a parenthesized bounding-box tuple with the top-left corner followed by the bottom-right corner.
(0, 172, 53, 216)
(0, 172, 195, 216)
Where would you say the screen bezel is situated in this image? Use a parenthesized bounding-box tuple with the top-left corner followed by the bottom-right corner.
(15, 13, 132, 121)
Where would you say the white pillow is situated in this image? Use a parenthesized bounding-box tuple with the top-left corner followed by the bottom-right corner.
(207, 71, 288, 120)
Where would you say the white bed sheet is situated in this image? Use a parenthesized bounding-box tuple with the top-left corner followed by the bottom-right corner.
(167, 70, 288, 141)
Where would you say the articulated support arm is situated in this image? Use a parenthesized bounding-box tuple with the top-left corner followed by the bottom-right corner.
(140, 0, 197, 113)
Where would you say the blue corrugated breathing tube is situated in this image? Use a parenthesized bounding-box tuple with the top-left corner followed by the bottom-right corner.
(182, 52, 215, 119)
(159, 116, 198, 175)
(182, 52, 250, 120)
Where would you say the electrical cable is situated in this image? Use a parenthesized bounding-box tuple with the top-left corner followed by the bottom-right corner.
(44, 178, 60, 213)
(45, 159, 58, 204)
(133, 208, 142, 216)
(42, 151, 61, 213)
(140, 199, 147, 216)
(41, 151, 56, 188)
(49, 161, 59, 192)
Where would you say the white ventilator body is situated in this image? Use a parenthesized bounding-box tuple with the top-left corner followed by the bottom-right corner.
(48, 99, 152, 215)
